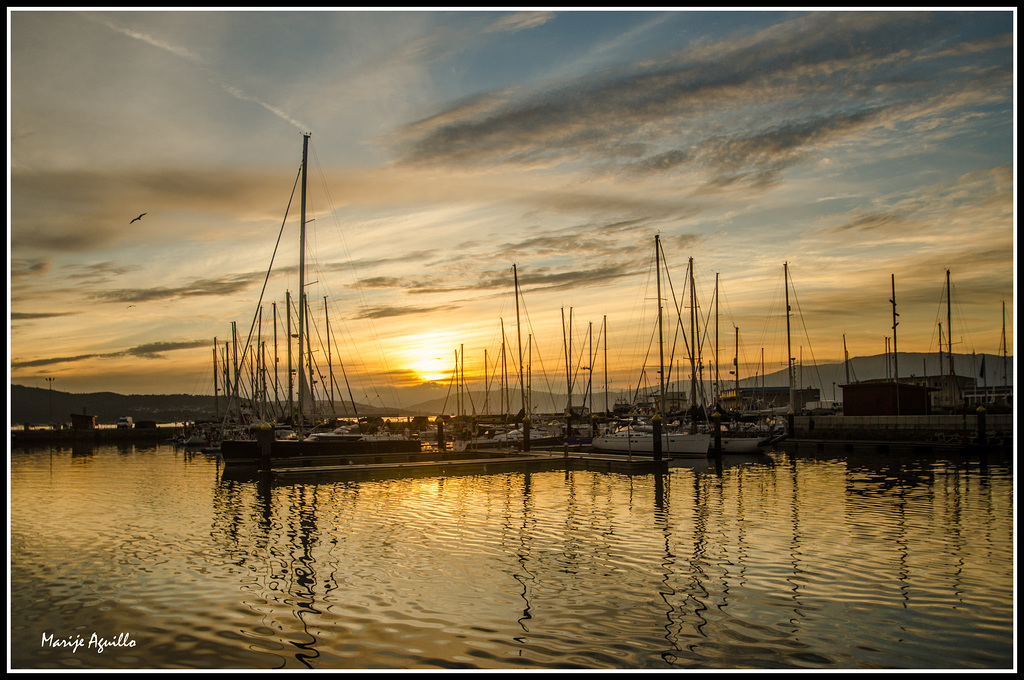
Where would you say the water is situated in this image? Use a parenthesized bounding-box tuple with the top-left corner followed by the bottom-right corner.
(9, 442, 1015, 670)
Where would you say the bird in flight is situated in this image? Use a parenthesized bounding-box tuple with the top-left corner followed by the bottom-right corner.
(130, 213, 147, 224)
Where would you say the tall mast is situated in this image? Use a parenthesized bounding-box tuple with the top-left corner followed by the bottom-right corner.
(784, 262, 795, 412)
(688, 257, 697, 432)
(500, 319, 508, 417)
(947, 269, 954, 408)
(603, 315, 608, 415)
(843, 334, 850, 385)
(562, 307, 571, 415)
(587, 320, 594, 419)
(296, 132, 310, 430)
(891, 274, 900, 415)
(213, 337, 220, 420)
(286, 290, 294, 421)
(714, 272, 720, 405)
(513, 265, 525, 417)
(483, 348, 490, 416)
(1001, 300, 1007, 386)
(272, 302, 280, 418)
(890, 274, 899, 383)
(655, 235, 665, 416)
(325, 296, 334, 414)
(734, 325, 739, 411)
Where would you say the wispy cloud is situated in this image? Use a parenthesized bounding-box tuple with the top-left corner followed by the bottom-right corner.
(11, 339, 209, 369)
(92, 273, 267, 304)
(392, 11, 1011, 189)
(482, 11, 556, 34)
(86, 12, 308, 132)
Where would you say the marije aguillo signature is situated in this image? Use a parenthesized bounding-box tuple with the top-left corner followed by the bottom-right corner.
(41, 632, 136, 654)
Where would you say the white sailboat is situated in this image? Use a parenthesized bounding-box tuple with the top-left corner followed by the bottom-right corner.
(592, 235, 710, 457)
(220, 134, 419, 465)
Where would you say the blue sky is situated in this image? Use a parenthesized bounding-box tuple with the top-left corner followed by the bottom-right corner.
(8, 9, 1016, 409)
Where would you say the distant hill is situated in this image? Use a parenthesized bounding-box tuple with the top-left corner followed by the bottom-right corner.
(8, 384, 407, 427)
(9, 352, 1011, 425)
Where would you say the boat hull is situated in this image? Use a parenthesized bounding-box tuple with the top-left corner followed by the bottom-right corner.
(591, 432, 711, 457)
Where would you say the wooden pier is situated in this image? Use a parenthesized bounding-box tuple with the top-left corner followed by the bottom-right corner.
(229, 448, 672, 484)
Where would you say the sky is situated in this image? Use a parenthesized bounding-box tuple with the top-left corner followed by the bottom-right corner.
(7, 9, 1017, 412)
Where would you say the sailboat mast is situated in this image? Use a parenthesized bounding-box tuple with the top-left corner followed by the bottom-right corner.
(286, 290, 294, 420)
(325, 296, 334, 414)
(843, 334, 850, 385)
(688, 257, 697, 432)
(297, 132, 310, 429)
(1001, 300, 1007, 387)
(603, 315, 608, 415)
(513, 265, 526, 417)
(734, 325, 739, 411)
(655, 235, 665, 416)
(891, 273, 900, 415)
(562, 307, 571, 415)
(946, 268, 954, 408)
(784, 262, 795, 411)
(213, 337, 220, 420)
(890, 274, 899, 382)
(715, 273, 720, 405)
(273, 302, 280, 418)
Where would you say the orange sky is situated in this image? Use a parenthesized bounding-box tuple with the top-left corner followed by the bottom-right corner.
(9, 10, 1015, 409)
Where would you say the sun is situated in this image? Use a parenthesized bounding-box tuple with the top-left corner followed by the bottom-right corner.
(405, 353, 455, 384)
(395, 331, 485, 384)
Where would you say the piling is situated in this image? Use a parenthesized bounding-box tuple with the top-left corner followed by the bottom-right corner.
(256, 425, 274, 471)
(787, 411, 795, 439)
(976, 406, 987, 447)
(712, 411, 722, 459)
(436, 417, 446, 452)
(523, 416, 532, 453)
(652, 414, 663, 462)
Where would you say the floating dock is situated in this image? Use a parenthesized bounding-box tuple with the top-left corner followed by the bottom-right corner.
(227, 448, 677, 483)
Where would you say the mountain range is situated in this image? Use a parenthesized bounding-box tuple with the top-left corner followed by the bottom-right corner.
(9, 352, 1011, 426)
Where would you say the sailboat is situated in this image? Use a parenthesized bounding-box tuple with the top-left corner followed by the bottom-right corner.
(220, 134, 421, 466)
(592, 235, 711, 457)
(707, 279, 773, 455)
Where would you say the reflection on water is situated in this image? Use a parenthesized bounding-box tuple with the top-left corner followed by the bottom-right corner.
(9, 443, 1014, 669)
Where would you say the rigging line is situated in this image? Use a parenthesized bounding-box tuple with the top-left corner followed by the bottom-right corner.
(327, 305, 357, 415)
(239, 163, 303, 373)
(516, 282, 559, 410)
(309, 142, 402, 410)
(787, 269, 825, 392)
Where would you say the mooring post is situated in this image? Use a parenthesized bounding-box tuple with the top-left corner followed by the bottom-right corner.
(256, 424, 274, 471)
(652, 414, 663, 462)
(436, 416, 445, 452)
(564, 411, 572, 457)
(787, 411, 795, 439)
(976, 406, 987, 447)
(523, 416, 531, 453)
(712, 411, 722, 458)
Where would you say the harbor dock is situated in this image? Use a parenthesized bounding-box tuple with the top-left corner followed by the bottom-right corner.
(227, 447, 674, 483)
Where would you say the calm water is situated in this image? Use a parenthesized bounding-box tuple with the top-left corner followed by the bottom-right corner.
(8, 442, 1015, 670)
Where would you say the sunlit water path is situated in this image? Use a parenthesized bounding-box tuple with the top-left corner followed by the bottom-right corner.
(9, 443, 1014, 669)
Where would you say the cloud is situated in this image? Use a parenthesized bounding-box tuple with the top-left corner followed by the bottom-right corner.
(391, 11, 1011, 188)
(88, 14, 203, 63)
(11, 339, 209, 369)
(9, 258, 51, 278)
(11, 311, 77, 321)
(482, 11, 556, 34)
(354, 303, 464, 320)
(91, 273, 266, 304)
(86, 12, 307, 132)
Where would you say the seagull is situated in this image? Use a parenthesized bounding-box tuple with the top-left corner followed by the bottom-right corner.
(130, 213, 147, 224)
